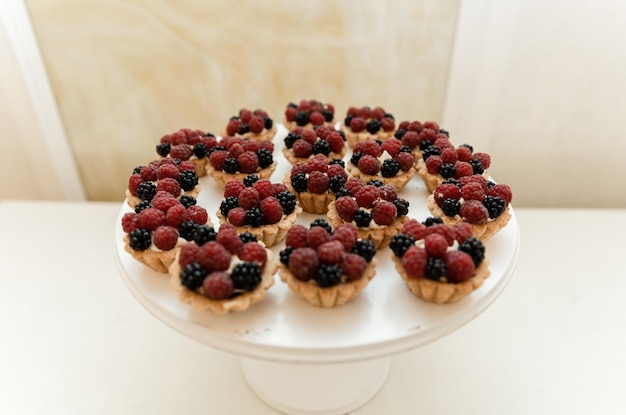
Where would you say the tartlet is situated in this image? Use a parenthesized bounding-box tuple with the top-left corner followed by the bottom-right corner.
(283, 99, 336, 131)
(339, 105, 396, 147)
(155, 128, 219, 178)
(282, 126, 347, 164)
(222, 108, 276, 141)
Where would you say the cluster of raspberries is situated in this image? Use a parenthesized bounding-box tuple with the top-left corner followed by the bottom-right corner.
(433, 176, 513, 224)
(129, 158, 199, 202)
(279, 220, 376, 288)
(122, 191, 208, 251)
(225, 108, 273, 136)
(343, 106, 396, 135)
(284, 99, 335, 126)
(422, 139, 492, 180)
(177, 224, 269, 300)
(389, 217, 485, 283)
(284, 126, 345, 159)
(350, 138, 415, 177)
(220, 175, 297, 227)
(155, 127, 217, 161)
(290, 154, 348, 194)
(334, 178, 409, 228)
(208, 136, 274, 174)
(393, 119, 448, 152)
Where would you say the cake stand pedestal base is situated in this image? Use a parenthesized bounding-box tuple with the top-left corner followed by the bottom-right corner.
(240, 356, 391, 415)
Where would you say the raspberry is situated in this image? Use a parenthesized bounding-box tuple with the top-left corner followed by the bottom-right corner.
(198, 241, 231, 272)
(121, 212, 139, 233)
(371, 201, 397, 226)
(137, 208, 166, 231)
(456, 146, 473, 162)
(237, 151, 259, 174)
(434, 183, 462, 205)
(349, 117, 366, 132)
(202, 272, 234, 300)
(272, 182, 288, 195)
(226, 207, 246, 226)
(224, 179, 245, 198)
(305, 154, 329, 174)
(166, 204, 187, 227)
(335, 196, 358, 222)
(298, 129, 316, 144)
(460, 200, 490, 224)
(331, 224, 358, 251)
(238, 187, 260, 210)
(209, 150, 228, 170)
(344, 177, 365, 195)
(285, 106, 297, 122)
(452, 222, 474, 244)
(401, 131, 420, 149)
(459, 174, 488, 191)
(401, 219, 427, 240)
(153, 225, 179, 250)
(151, 195, 181, 213)
(292, 139, 313, 158)
(250, 179, 272, 200)
(433, 137, 453, 152)
(155, 177, 181, 197)
(444, 251, 476, 283)
(307, 226, 331, 249)
(317, 241, 345, 265)
(440, 147, 458, 165)
(288, 247, 319, 281)
(128, 174, 144, 196)
(325, 132, 344, 154)
(380, 117, 395, 132)
(380, 138, 403, 156)
(290, 162, 308, 178)
(354, 185, 381, 209)
(308, 111, 325, 126)
(285, 225, 309, 248)
(461, 182, 486, 201)
(395, 152, 414, 172)
(140, 165, 158, 181)
(340, 253, 368, 281)
(424, 233, 449, 259)
(487, 184, 513, 205)
(425, 155, 444, 174)
(228, 143, 245, 159)
(248, 116, 265, 134)
(242, 140, 260, 154)
(424, 223, 456, 245)
(307, 170, 329, 194)
(402, 246, 428, 279)
(170, 144, 193, 161)
(178, 160, 196, 172)
(178, 242, 200, 268)
(361, 141, 383, 157)
(373, 185, 394, 203)
(186, 205, 208, 224)
(169, 131, 188, 145)
(259, 196, 283, 224)
(454, 161, 474, 178)
(327, 164, 348, 180)
(473, 152, 491, 169)
(238, 242, 267, 266)
(216, 228, 243, 255)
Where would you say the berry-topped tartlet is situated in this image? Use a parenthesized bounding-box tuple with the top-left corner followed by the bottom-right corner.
(389, 217, 490, 304)
(282, 126, 347, 164)
(126, 158, 200, 210)
(283, 99, 336, 131)
(327, 178, 409, 249)
(278, 220, 377, 308)
(283, 154, 348, 214)
(347, 138, 416, 191)
(222, 108, 276, 141)
(393, 119, 450, 158)
(416, 140, 491, 193)
(205, 136, 276, 187)
(121, 191, 212, 273)
(168, 224, 277, 314)
(217, 174, 303, 247)
(155, 128, 218, 177)
(427, 176, 512, 240)
(340, 106, 396, 147)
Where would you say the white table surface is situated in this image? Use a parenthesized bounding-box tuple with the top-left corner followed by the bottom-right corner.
(0, 201, 624, 415)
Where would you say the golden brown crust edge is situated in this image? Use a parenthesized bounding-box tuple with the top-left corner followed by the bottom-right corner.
(123, 235, 180, 273)
(282, 177, 335, 214)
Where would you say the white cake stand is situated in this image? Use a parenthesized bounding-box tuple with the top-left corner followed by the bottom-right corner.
(115, 125, 520, 414)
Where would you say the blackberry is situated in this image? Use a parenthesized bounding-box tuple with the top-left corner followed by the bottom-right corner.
(231, 262, 262, 291)
(237, 123, 250, 135)
(223, 158, 239, 174)
(230, 115, 240, 120)
(295, 111, 310, 126)
(179, 262, 208, 290)
(442, 178, 461, 187)
(334, 188, 353, 199)
(422, 216, 443, 227)
(322, 110, 334, 122)
(312, 140, 331, 156)
(366, 119, 381, 134)
(367, 179, 384, 187)
(258, 148, 273, 169)
(204, 132, 215, 137)
(384, 113, 394, 119)
(207, 145, 226, 156)
(350, 152, 364, 166)
(133, 166, 142, 174)
(421, 145, 441, 160)
(337, 130, 346, 141)
(193, 225, 217, 246)
(220, 196, 239, 217)
(156, 143, 171, 157)
(419, 140, 433, 151)
(178, 220, 199, 241)
(354, 209, 372, 228)
(459, 237, 485, 267)
(483, 196, 506, 219)
(310, 218, 333, 234)
(263, 117, 273, 130)
(460, 143, 473, 153)
(287, 102, 298, 109)
(291, 173, 308, 193)
(375, 139, 383, 146)
(399, 145, 412, 153)
(128, 228, 152, 251)
(469, 159, 485, 175)
(329, 159, 345, 168)
(439, 129, 450, 137)
(381, 159, 400, 178)
(487, 180, 496, 188)
(329, 175, 346, 193)
(441, 198, 461, 217)
(315, 264, 343, 287)
(239, 232, 258, 243)
(344, 115, 353, 127)
(136, 181, 157, 202)
(134, 200, 151, 213)
(389, 234, 415, 258)
(351, 239, 376, 262)
(439, 163, 456, 179)
(193, 143, 208, 158)
(276, 191, 297, 215)
(246, 207, 264, 227)
(425, 257, 447, 281)
(284, 132, 300, 149)
(394, 198, 410, 216)
(179, 195, 197, 208)
(394, 129, 407, 139)
(279, 246, 294, 265)
(179, 170, 199, 191)
(243, 174, 259, 187)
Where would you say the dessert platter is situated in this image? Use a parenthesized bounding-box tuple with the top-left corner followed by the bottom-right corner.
(115, 105, 519, 414)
